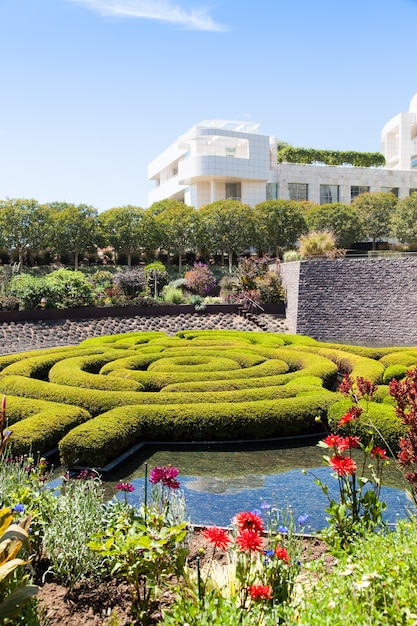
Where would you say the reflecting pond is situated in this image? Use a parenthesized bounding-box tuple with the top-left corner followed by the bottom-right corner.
(102, 441, 413, 532)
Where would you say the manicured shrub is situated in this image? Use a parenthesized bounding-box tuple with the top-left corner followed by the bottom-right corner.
(8, 404, 91, 456)
(0, 348, 102, 381)
(59, 392, 337, 467)
(8, 273, 49, 310)
(327, 398, 406, 453)
(379, 351, 417, 367)
(48, 352, 144, 391)
(382, 364, 409, 384)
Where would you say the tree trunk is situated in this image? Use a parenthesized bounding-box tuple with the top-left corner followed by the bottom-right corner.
(74, 250, 79, 270)
(228, 250, 233, 274)
(127, 252, 132, 268)
(178, 253, 182, 274)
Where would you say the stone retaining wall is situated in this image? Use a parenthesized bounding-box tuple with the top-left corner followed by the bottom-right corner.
(280, 257, 417, 346)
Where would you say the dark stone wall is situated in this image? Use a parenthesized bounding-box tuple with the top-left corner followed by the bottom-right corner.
(280, 258, 417, 346)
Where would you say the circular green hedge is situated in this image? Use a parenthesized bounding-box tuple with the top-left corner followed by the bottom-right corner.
(0, 330, 415, 468)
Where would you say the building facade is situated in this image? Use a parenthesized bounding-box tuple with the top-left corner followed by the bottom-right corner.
(148, 97, 417, 209)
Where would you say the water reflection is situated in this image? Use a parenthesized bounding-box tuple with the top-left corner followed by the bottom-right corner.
(102, 443, 413, 531)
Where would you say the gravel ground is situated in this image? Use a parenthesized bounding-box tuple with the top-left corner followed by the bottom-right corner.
(0, 312, 289, 355)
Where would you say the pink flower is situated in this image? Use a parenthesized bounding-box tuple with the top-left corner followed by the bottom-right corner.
(115, 482, 134, 492)
(149, 465, 180, 489)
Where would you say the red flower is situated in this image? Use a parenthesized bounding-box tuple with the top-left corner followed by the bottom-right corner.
(329, 455, 357, 476)
(338, 406, 363, 427)
(201, 526, 231, 550)
(371, 446, 387, 459)
(248, 584, 273, 601)
(356, 377, 377, 399)
(274, 546, 290, 564)
(338, 436, 361, 451)
(338, 375, 353, 395)
(322, 434, 344, 449)
(236, 529, 263, 553)
(233, 511, 264, 533)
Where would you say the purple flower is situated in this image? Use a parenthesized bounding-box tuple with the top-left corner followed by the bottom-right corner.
(251, 508, 262, 517)
(115, 482, 135, 493)
(298, 514, 309, 526)
(12, 504, 25, 514)
(278, 525, 289, 533)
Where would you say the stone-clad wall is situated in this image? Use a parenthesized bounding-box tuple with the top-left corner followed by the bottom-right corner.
(280, 257, 417, 346)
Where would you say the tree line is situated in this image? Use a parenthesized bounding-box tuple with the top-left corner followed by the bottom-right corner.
(0, 192, 415, 271)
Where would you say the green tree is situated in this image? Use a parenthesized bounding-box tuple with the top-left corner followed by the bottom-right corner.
(305, 202, 364, 249)
(154, 200, 196, 273)
(50, 203, 101, 269)
(253, 200, 308, 258)
(391, 193, 417, 245)
(98, 205, 144, 267)
(0, 198, 52, 264)
(352, 192, 397, 250)
(197, 200, 256, 273)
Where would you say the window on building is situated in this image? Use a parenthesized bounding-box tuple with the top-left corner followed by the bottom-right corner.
(225, 182, 241, 200)
(410, 188, 417, 196)
(320, 185, 339, 204)
(266, 183, 279, 200)
(350, 186, 369, 200)
(381, 187, 399, 197)
(288, 183, 308, 201)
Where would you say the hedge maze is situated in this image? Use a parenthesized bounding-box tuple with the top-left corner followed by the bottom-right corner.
(0, 330, 415, 468)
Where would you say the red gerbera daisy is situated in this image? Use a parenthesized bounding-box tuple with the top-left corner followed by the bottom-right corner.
(274, 546, 290, 564)
(233, 511, 264, 533)
(329, 455, 357, 476)
(248, 584, 273, 601)
(201, 526, 231, 550)
(236, 529, 263, 553)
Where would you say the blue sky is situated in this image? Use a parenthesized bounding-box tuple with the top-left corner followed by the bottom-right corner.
(1, 0, 417, 212)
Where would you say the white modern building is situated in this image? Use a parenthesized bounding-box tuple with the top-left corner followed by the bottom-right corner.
(148, 96, 417, 209)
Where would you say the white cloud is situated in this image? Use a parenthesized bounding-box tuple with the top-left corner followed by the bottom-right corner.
(69, 0, 226, 31)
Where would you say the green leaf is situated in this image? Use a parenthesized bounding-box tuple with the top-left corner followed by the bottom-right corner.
(0, 585, 39, 620)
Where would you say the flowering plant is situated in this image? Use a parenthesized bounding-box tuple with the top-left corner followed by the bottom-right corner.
(189, 506, 303, 617)
(312, 375, 388, 553)
(184, 262, 216, 296)
(389, 367, 417, 506)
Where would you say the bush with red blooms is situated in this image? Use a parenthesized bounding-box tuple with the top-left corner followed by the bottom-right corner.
(200, 508, 302, 612)
(311, 375, 389, 554)
(389, 367, 417, 506)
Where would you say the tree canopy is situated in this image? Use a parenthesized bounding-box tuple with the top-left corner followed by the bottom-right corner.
(305, 202, 364, 249)
(352, 192, 398, 250)
(254, 200, 308, 258)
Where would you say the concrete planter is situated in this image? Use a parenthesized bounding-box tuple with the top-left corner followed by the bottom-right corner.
(0, 302, 285, 324)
